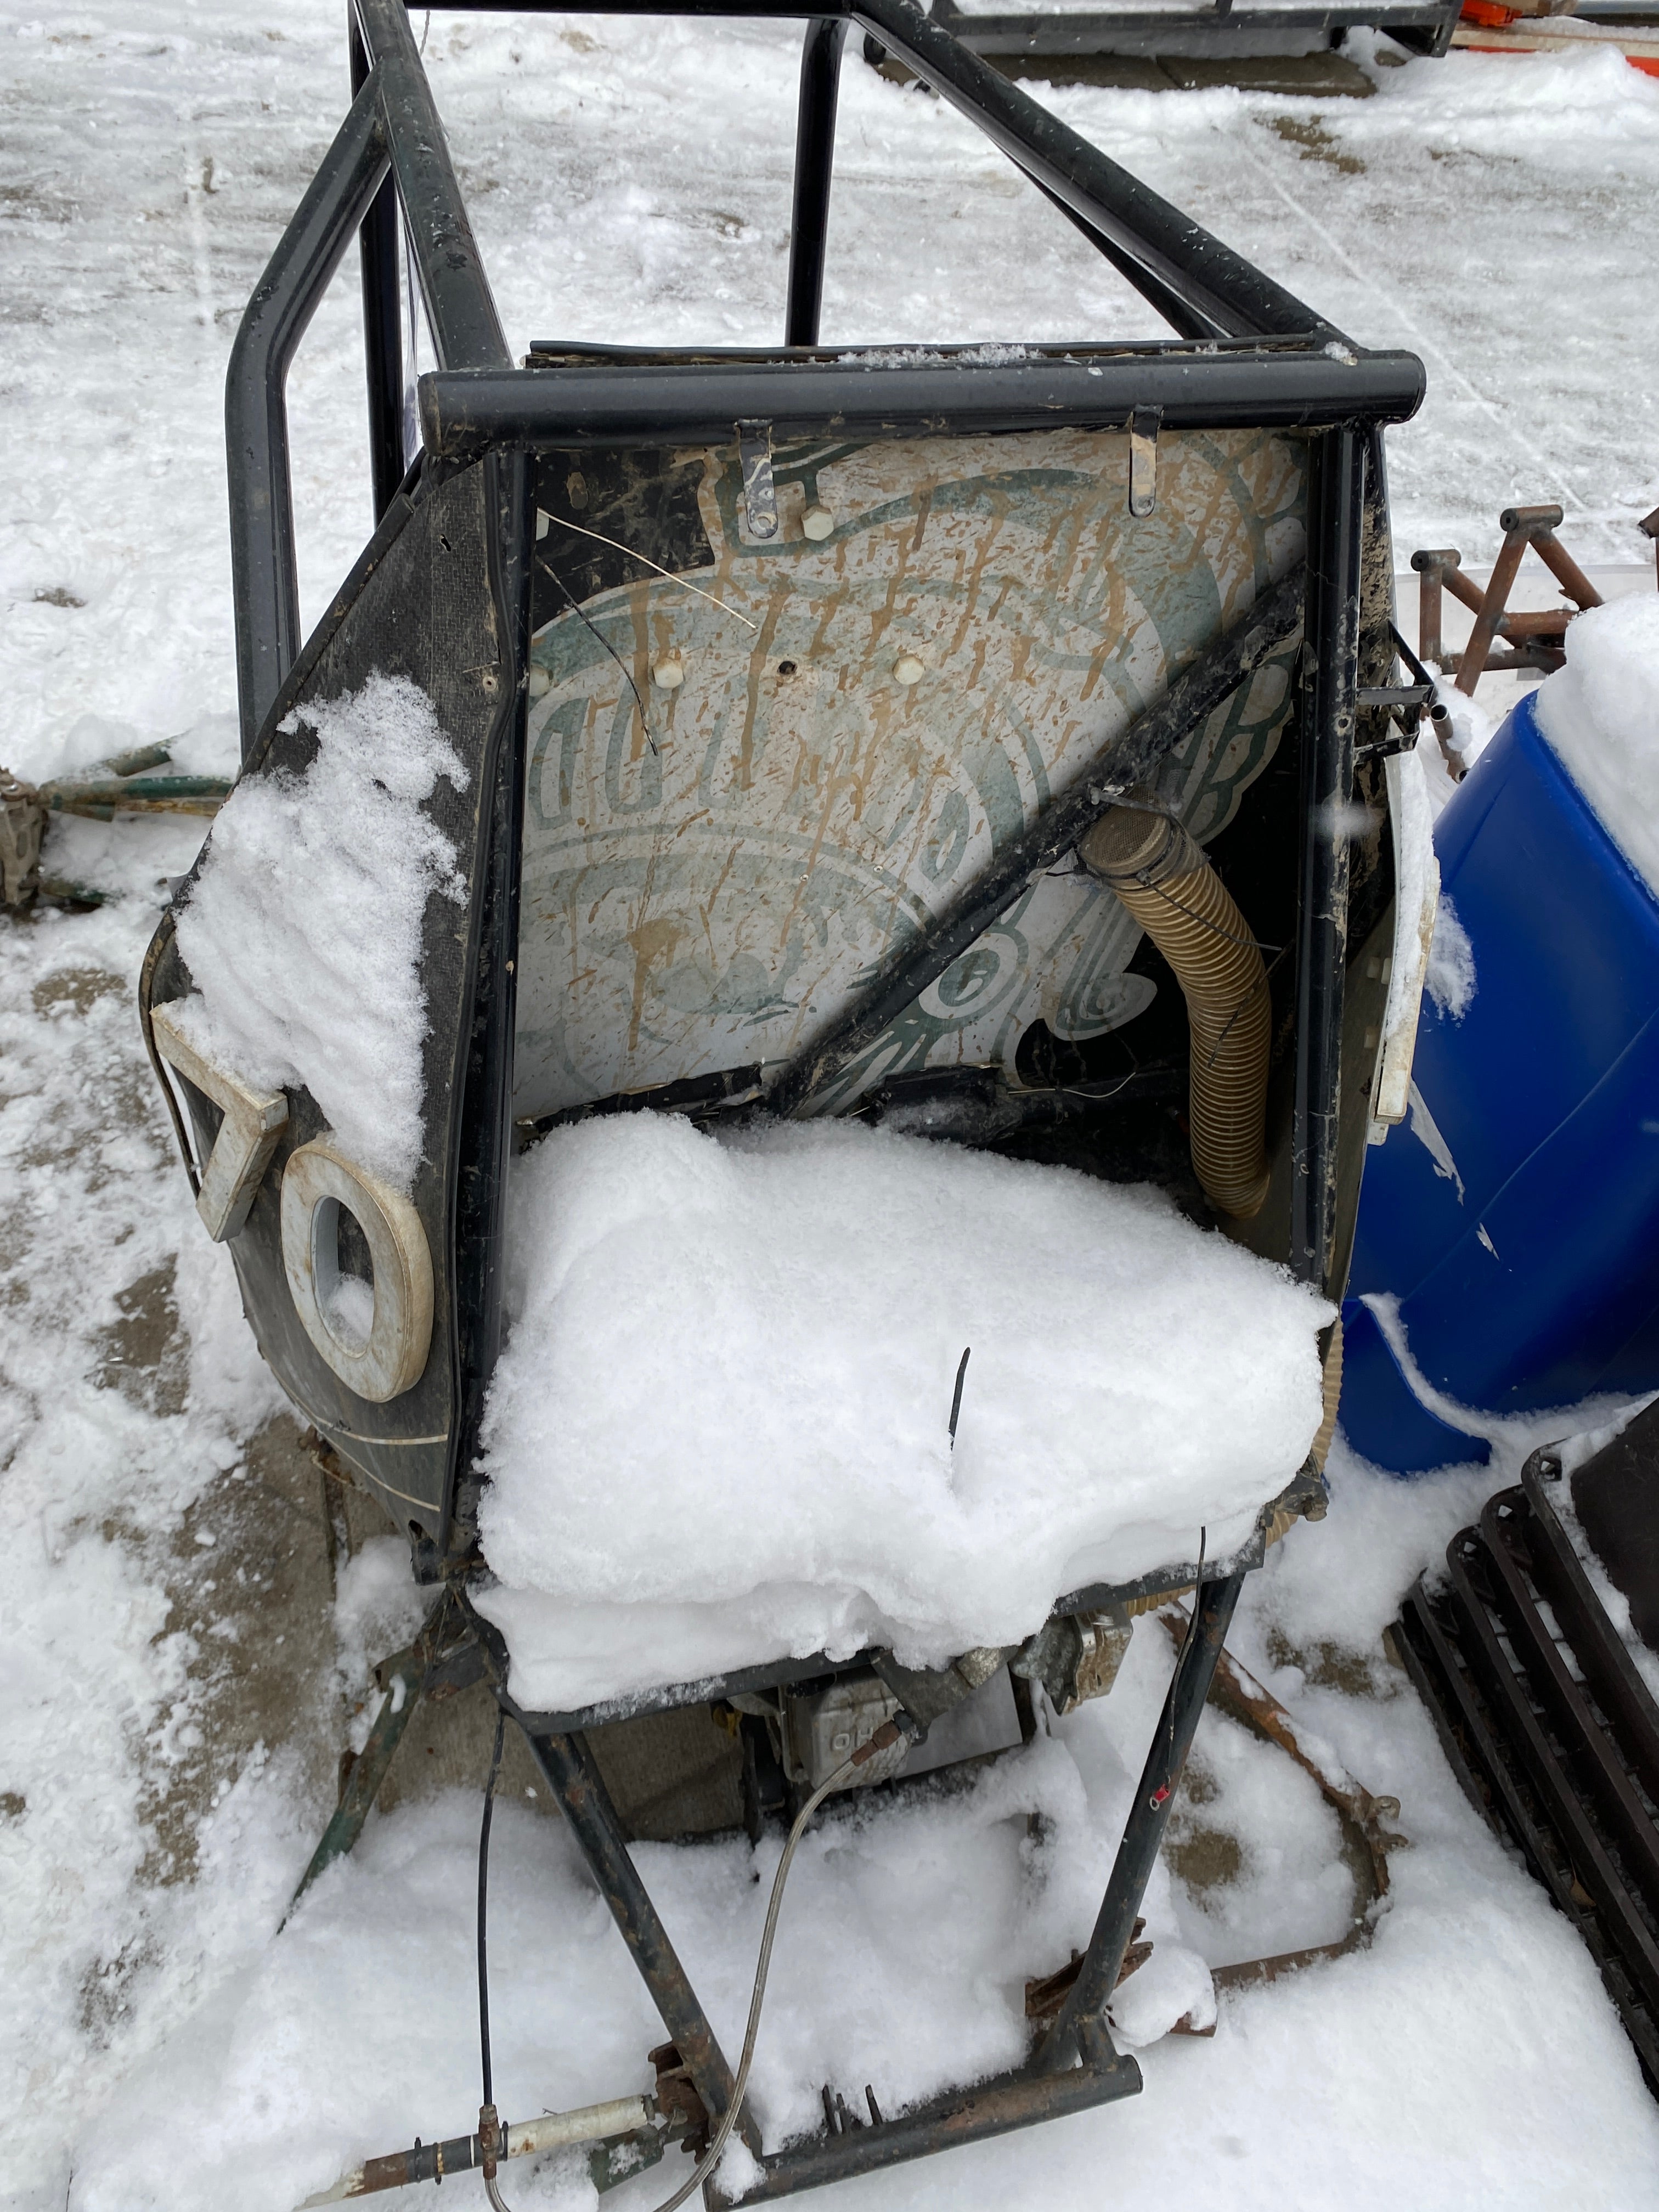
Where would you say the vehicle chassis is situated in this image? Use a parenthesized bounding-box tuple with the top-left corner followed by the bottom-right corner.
(174, 0, 1426, 2198)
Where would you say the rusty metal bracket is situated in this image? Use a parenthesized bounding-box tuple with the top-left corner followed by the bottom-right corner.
(737, 420, 779, 540)
(1154, 1606, 1404, 1993)
(1413, 503, 1604, 700)
(1127, 403, 1161, 518)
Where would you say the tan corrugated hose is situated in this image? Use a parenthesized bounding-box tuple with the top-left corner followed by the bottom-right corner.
(1311, 1317, 1344, 1474)
(1079, 789, 1272, 1219)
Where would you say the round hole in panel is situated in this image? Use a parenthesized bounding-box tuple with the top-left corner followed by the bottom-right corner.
(280, 1136, 434, 1403)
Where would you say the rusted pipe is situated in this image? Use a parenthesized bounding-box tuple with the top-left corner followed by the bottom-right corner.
(1079, 791, 1271, 1218)
(298, 2094, 657, 2204)
(1154, 1604, 1404, 1991)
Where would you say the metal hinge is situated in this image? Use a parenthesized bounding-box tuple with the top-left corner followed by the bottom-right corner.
(1128, 404, 1161, 518)
(736, 420, 778, 540)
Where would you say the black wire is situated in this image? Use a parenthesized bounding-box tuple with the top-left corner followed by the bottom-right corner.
(478, 1705, 506, 2113)
(1132, 868, 1283, 957)
(1166, 1527, 1207, 1777)
(948, 1346, 971, 1448)
(534, 555, 657, 756)
(1194, 939, 1294, 1075)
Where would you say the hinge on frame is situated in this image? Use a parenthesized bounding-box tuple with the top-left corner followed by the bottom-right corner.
(1128, 404, 1161, 520)
(736, 420, 779, 540)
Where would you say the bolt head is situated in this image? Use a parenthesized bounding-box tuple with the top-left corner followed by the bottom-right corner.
(653, 654, 685, 690)
(802, 504, 834, 541)
(893, 654, 925, 687)
(527, 664, 552, 699)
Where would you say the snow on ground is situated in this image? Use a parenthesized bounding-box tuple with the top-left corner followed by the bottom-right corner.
(3, 8, 1659, 2210)
(60, 1443, 1659, 2212)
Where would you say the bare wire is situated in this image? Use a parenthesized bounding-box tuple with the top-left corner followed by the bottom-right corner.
(644, 1747, 871, 2212)
(535, 556, 657, 757)
(546, 514, 759, 630)
(1164, 1527, 1207, 1782)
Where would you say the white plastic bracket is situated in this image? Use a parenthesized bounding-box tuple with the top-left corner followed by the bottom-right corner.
(1368, 746, 1441, 1140)
(150, 1001, 289, 1242)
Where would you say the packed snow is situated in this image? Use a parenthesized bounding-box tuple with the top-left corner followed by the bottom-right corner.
(1370, 743, 1439, 1122)
(172, 674, 468, 1189)
(1533, 595, 1659, 900)
(5, 7, 1659, 2210)
(476, 1114, 1331, 1710)
(1424, 891, 1477, 1020)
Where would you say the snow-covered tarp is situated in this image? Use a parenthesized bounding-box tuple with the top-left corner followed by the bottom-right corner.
(476, 1114, 1331, 1710)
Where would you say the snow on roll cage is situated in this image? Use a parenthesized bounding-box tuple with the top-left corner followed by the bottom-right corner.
(153, 0, 1428, 2198)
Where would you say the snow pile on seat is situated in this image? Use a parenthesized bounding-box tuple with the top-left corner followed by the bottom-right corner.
(1534, 594, 1659, 896)
(171, 673, 467, 1189)
(475, 1114, 1331, 1712)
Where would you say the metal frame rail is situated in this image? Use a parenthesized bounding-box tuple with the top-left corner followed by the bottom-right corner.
(907, 0, 1460, 65)
(227, 7, 1426, 2196)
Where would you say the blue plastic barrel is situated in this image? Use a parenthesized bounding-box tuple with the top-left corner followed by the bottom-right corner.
(1340, 685, 1659, 1474)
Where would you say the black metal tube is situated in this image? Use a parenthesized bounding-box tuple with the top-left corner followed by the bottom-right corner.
(851, 0, 1325, 340)
(786, 18, 847, 347)
(410, 0, 1339, 341)
(1028, 180, 1217, 344)
(351, 20, 407, 519)
(1032, 1565, 1246, 2070)
(710, 2052, 1141, 2206)
(924, 0, 1455, 49)
(225, 75, 389, 754)
(419, 348, 1424, 457)
(520, 1724, 757, 2152)
(764, 565, 1306, 1120)
(449, 450, 532, 1522)
(1290, 427, 1363, 1290)
(351, 0, 512, 371)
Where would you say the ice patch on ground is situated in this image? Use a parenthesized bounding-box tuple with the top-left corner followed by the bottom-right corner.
(1533, 594, 1659, 899)
(476, 1113, 1331, 1710)
(1424, 892, 1476, 1020)
(171, 673, 467, 1189)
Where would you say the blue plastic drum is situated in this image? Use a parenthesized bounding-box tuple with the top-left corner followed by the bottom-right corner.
(1340, 685, 1659, 1473)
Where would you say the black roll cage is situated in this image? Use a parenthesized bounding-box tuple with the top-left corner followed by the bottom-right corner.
(224, 0, 1420, 1292)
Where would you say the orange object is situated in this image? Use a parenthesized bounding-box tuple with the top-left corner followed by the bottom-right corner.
(1460, 0, 1518, 26)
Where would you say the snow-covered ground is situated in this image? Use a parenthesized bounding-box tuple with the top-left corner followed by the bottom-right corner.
(4, 9, 1659, 2210)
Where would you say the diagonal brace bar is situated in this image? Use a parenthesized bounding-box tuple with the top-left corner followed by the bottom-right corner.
(764, 566, 1305, 1120)
(519, 1721, 760, 2155)
(1032, 1565, 1247, 2071)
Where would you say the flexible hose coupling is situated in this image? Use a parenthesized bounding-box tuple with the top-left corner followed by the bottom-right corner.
(1080, 788, 1272, 1219)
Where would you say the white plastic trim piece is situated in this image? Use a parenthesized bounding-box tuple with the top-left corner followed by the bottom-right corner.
(280, 1136, 434, 1403)
(1369, 746, 1441, 1139)
(150, 1000, 289, 1242)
